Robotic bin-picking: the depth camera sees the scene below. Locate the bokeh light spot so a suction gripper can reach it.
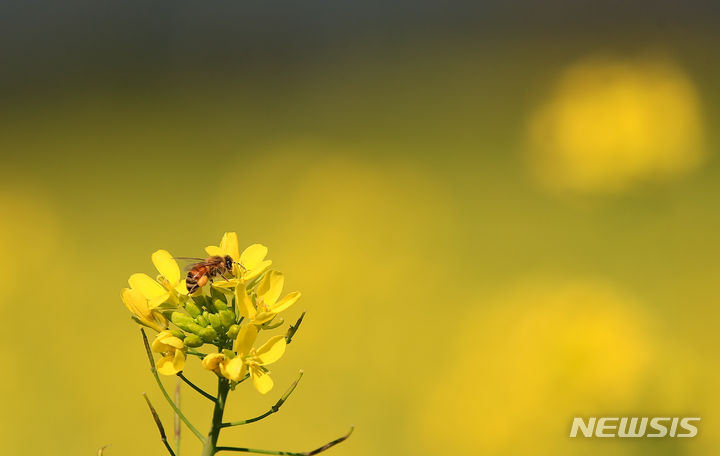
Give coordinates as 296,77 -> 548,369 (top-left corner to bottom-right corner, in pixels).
527,54 -> 705,194
417,281 -> 655,455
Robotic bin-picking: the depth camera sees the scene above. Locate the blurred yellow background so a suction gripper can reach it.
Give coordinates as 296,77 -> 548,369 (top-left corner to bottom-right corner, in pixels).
1,3 -> 720,455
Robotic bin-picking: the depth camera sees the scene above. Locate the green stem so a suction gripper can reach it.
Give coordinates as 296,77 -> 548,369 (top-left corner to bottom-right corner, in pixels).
221,371 -> 303,428
285,312 -> 306,345
202,377 -> 231,456
175,378 -> 182,455
142,392 -> 177,456
215,426 -> 353,455
178,372 -> 217,401
141,329 -> 205,442
187,349 -> 208,359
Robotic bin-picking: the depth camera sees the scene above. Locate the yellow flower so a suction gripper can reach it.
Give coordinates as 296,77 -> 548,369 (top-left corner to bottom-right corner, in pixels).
223,325 -> 286,393
202,353 -> 229,376
236,271 -> 301,325
121,287 -> 167,332
205,232 -> 240,262
207,233 -> 272,286
128,250 -> 187,308
151,330 -> 186,375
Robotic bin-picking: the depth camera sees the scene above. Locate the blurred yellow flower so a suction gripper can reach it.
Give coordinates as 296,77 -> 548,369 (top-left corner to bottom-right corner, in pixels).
151,330 -> 186,375
236,270 -> 301,325
418,281 -> 655,456
527,54 -> 704,193
121,287 -> 167,332
128,250 -> 186,308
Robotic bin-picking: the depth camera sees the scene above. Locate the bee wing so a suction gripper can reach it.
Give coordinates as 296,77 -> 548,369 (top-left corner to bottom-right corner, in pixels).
172,257 -> 208,271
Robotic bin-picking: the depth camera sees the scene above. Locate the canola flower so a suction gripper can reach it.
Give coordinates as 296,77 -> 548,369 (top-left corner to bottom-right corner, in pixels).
121,233 -> 352,456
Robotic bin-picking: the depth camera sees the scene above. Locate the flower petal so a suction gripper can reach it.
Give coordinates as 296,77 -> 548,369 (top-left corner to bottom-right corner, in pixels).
175,279 -> 189,295
213,279 -> 240,289
163,336 -> 185,350
205,246 -> 224,257
240,244 -> 268,270
157,351 -> 184,375
152,250 -> 181,285
149,310 -> 168,331
251,312 -> 276,325
235,284 -> 257,320
243,260 -> 272,281
255,335 -> 286,365
151,331 -> 173,352
172,349 -> 186,372
233,324 -> 258,355
250,365 -> 274,394
222,357 -> 247,381
220,232 -> 240,261
271,291 -> 301,314
257,271 -> 284,306
129,273 -> 168,308
121,287 -> 151,320
202,353 -> 225,372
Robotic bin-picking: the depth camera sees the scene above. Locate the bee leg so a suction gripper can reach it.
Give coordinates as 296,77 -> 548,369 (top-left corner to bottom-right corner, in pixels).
220,273 -> 230,281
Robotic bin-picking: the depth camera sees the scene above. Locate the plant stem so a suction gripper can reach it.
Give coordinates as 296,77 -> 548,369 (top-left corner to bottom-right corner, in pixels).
175,377 -> 182,455
141,329 -> 205,442
143,392 -> 177,456
221,371 -> 303,428
215,426 -> 354,455
178,372 -> 217,402
202,377 -> 231,456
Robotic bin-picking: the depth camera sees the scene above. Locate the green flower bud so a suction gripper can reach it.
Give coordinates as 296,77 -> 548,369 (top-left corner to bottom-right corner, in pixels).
222,349 -> 236,359
213,298 -> 228,311
171,311 -> 193,326
195,314 -> 209,327
199,327 -> 218,343
183,334 -> 204,348
226,324 -> 240,339
185,300 -> 202,318
169,330 -> 185,339
171,312 -> 205,335
207,313 -> 223,332
219,309 -> 236,328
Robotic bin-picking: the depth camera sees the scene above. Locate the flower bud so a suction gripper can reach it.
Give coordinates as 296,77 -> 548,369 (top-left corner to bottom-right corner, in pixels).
185,300 -> 202,318
219,310 -> 235,328
226,324 -> 240,339
183,334 -> 204,348
213,298 -> 228,311
171,312 -> 205,335
169,330 -> 185,339
199,327 -> 218,343
206,313 -> 223,332
222,349 -> 236,358
195,314 -> 209,327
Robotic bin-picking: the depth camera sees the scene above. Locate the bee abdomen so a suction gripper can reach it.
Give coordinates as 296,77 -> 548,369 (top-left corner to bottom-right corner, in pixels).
186,275 -> 199,293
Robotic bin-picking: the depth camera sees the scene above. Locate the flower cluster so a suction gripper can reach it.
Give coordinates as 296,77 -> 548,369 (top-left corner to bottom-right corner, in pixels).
121,232 -> 300,394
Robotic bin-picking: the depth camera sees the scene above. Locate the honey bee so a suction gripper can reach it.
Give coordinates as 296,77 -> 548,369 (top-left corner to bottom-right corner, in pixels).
180,255 -> 235,294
